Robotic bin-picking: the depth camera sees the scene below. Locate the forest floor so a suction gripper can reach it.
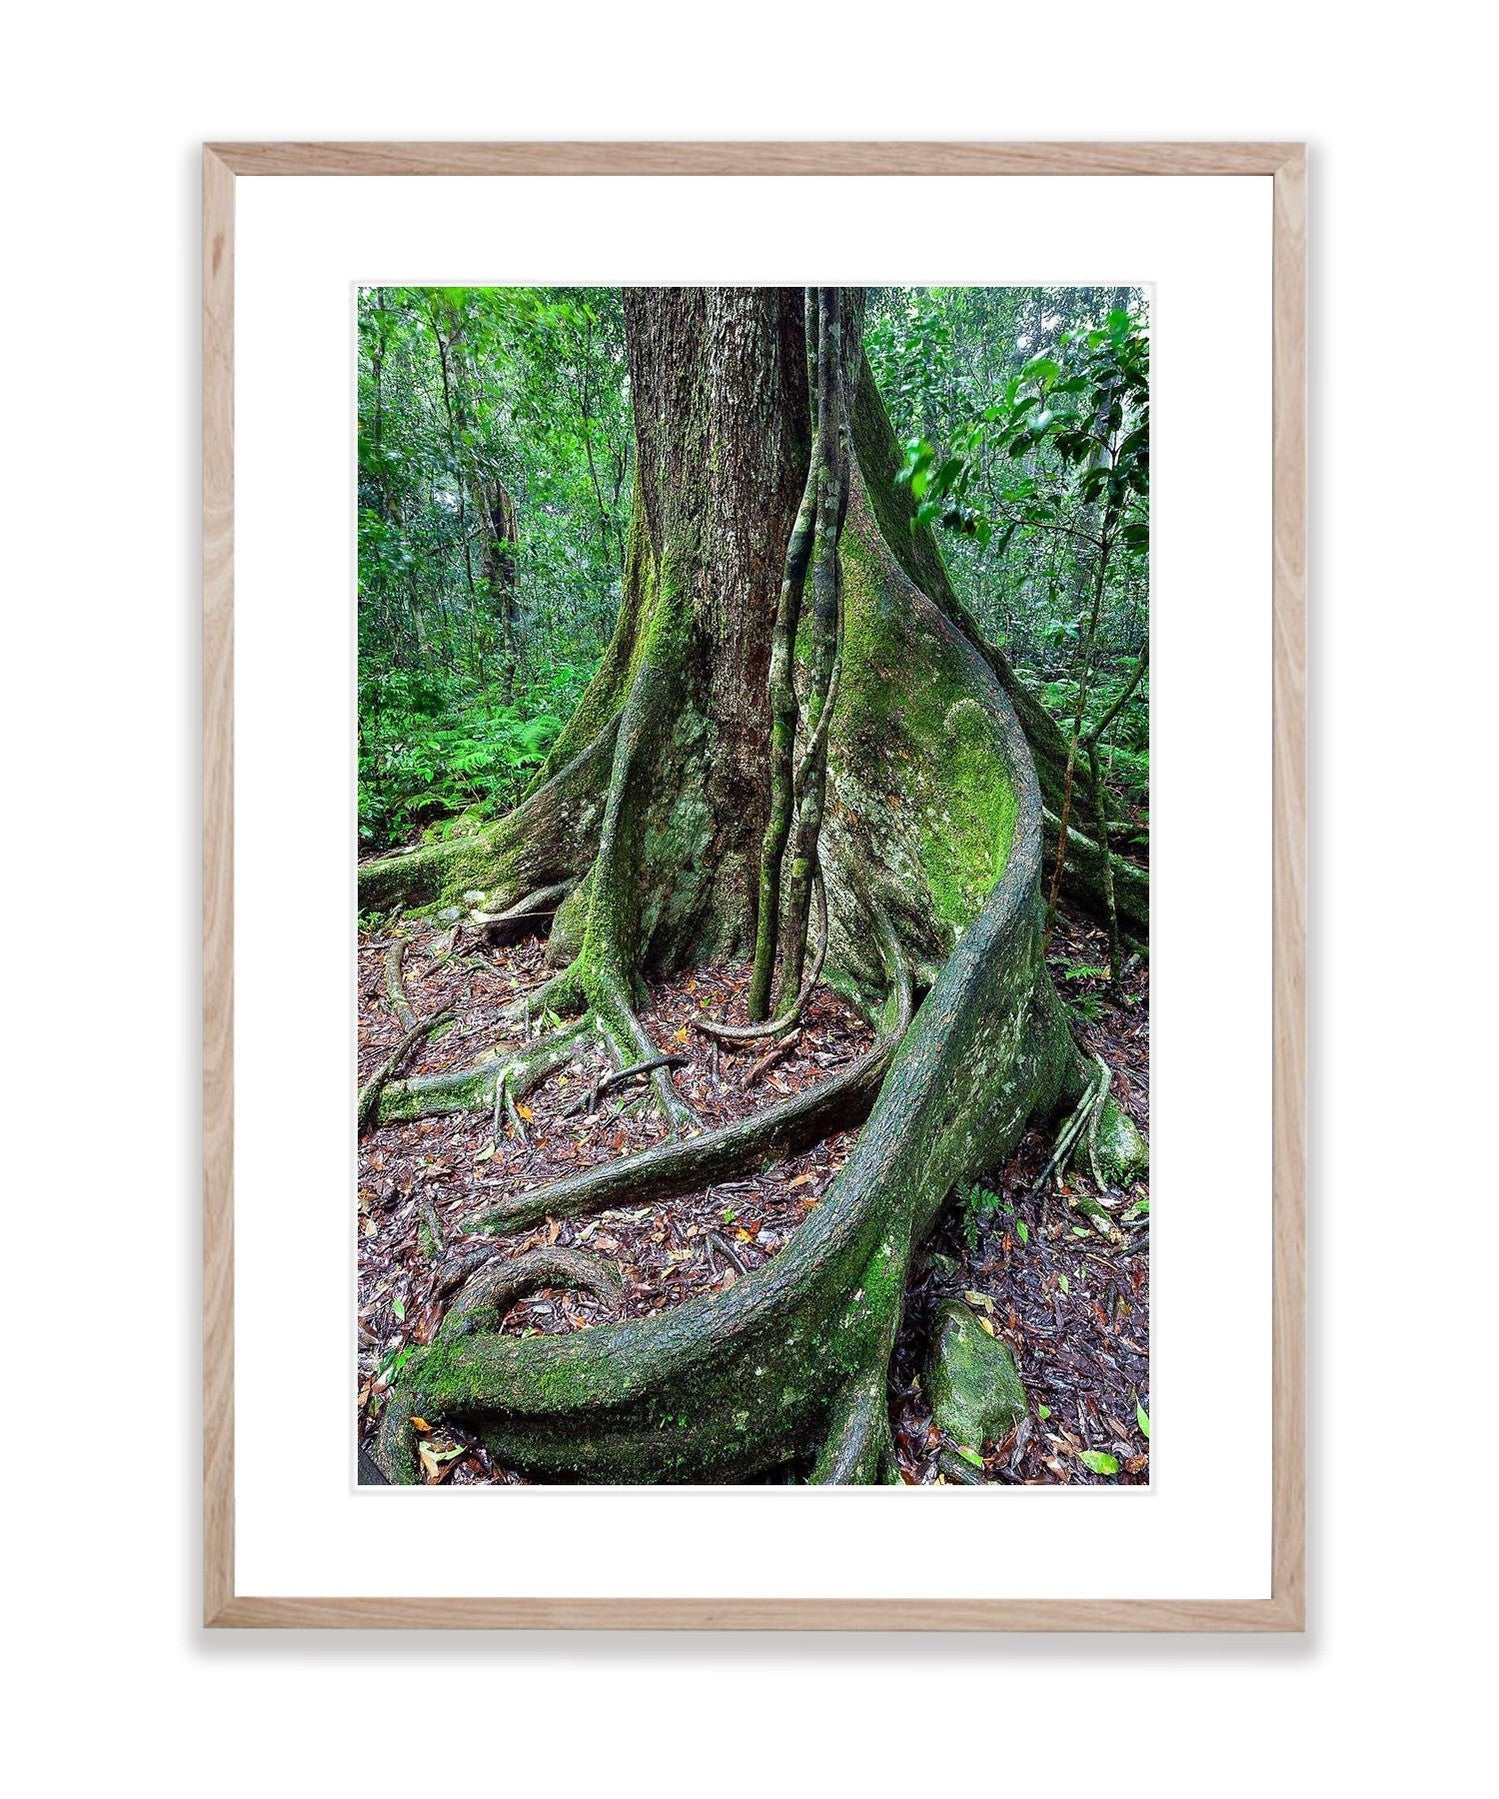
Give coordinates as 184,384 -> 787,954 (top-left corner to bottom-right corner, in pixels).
356,908 -> 1149,1485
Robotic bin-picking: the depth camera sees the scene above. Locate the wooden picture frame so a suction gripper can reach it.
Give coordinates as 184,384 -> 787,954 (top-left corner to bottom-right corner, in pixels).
203,140 -> 1306,1630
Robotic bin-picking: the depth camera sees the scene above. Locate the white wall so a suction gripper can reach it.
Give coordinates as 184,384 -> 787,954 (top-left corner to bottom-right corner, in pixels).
6,3 -> 1489,1792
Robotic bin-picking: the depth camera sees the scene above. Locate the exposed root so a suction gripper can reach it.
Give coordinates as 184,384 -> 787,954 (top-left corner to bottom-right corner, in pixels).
740,1032 -> 799,1089
556,1052 -> 690,1119
357,1008 -> 455,1133
378,1015 -> 598,1126
496,1069 -> 527,1147
810,1361 -> 899,1485
467,1044 -> 884,1236
416,1197 -> 446,1259
1084,1055 -> 1111,1189
1065,1187 -> 1123,1244
586,962 -> 700,1134
1042,807 -> 1149,943
696,864 -> 829,1047
777,289 -> 852,1006
383,937 -> 418,1031
1027,1055 -> 1111,1199
705,1228 -> 749,1277
438,1246 -> 626,1341
748,302 -> 820,1023
936,1447 -> 986,1485
500,965 -> 585,1032
469,910 -> 914,1237
471,879 -> 573,939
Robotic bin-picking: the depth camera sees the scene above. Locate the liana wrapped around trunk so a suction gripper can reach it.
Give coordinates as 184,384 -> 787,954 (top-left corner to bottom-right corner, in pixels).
359,287 -> 1135,1484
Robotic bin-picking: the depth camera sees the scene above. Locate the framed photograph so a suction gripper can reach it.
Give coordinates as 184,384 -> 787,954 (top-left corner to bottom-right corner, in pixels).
204,141 -> 1305,1628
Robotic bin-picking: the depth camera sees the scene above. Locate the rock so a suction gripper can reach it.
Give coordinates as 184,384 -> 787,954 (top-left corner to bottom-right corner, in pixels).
435,906 -> 463,923
1092,1097 -> 1149,1187
925,1299 -> 1026,1452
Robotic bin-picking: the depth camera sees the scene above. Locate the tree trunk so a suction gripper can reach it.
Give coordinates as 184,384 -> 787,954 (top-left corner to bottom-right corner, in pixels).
359,288 -> 1139,1484
480,473 -> 520,690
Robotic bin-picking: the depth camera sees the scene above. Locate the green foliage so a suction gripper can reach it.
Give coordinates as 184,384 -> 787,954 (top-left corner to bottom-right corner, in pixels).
868,288 -> 1150,846
358,284 -> 628,849
890,301 -> 1148,567
955,1179 -> 1004,1249
1078,1449 -> 1120,1476
358,659 -> 596,848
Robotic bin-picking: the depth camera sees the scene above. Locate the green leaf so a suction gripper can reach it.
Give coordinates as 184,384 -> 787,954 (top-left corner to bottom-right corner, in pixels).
1015,1219 -> 1030,1246
1037,1404 -> 1052,1420
1078,1450 -> 1120,1476
955,1445 -> 985,1469
391,1292 -> 406,1322
1058,1273 -> 1070,1294
1136,1402 -> 1150,1439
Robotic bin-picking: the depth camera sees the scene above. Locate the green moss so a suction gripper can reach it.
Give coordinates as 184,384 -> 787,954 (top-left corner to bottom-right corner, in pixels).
1093,1096 -> 1149,1187
924,1299 -> 1027,1451
836,517 -> 1018,938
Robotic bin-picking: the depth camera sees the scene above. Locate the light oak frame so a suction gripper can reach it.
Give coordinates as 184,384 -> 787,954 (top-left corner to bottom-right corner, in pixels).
203,140 -> 1306,1630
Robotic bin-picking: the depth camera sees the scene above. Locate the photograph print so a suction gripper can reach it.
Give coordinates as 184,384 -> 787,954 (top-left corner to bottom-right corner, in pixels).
355,285 -> 1150,1487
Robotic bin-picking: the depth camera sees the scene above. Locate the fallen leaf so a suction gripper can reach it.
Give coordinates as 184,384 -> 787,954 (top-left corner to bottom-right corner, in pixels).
410,1417 -> 432,1433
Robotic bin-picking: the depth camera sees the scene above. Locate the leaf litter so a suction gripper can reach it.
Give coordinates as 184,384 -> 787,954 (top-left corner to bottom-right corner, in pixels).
357,906 -> 1148,1486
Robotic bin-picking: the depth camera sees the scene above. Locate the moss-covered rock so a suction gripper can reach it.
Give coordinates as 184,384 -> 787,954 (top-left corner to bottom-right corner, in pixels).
1092,1095 -> 1149,1188
925,1299 -> 1027,1453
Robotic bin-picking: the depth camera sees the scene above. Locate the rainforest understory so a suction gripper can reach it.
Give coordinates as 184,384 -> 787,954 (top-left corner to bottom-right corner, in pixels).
357,284 -> 1150,1485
